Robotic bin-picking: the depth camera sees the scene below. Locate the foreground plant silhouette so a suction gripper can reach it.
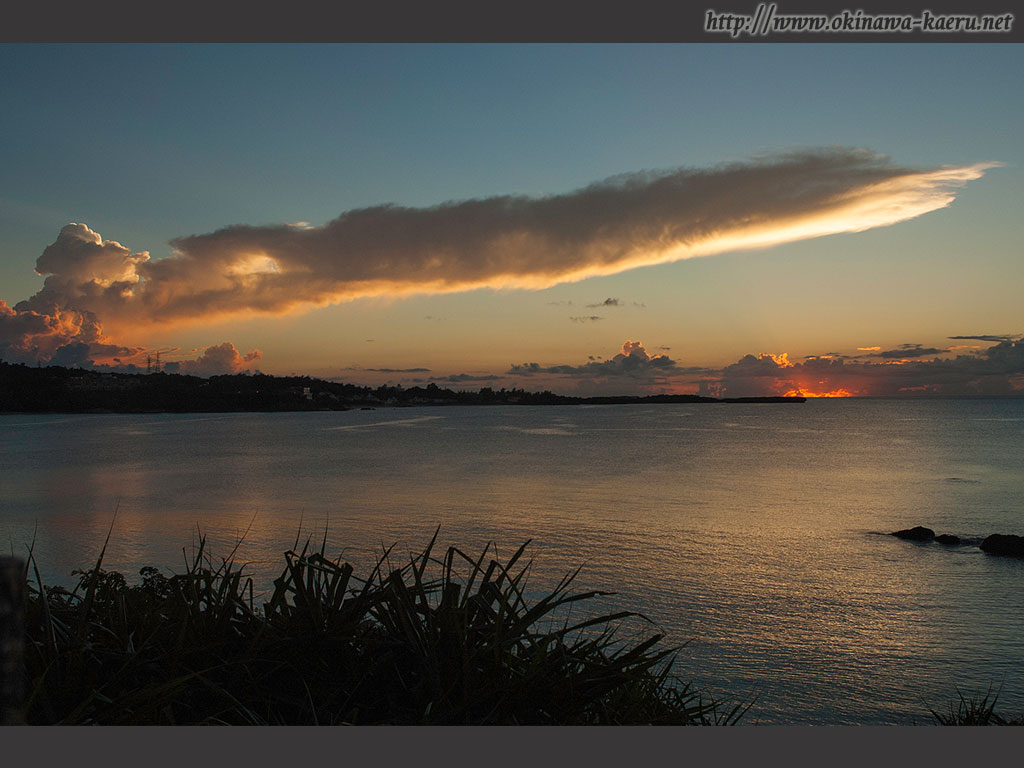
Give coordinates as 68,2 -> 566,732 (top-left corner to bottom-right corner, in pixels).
930,687 -> 1024,726
22,529 -> 747,725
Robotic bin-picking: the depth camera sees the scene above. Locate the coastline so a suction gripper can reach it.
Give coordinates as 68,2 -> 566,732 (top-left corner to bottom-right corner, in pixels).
0,360 -> 805,413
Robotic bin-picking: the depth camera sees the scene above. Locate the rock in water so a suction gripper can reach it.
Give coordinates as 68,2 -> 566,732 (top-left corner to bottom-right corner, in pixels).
891,526 -> 935,541
934,534 -> 961,546
980,534 -> 1024,558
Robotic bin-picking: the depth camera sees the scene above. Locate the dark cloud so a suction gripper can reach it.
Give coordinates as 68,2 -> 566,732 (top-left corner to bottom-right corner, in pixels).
948,334 -> 1021,343
719,341 -> 1024,397
722,352 -> 796,380
569,316 -> 603,323
583,297 -> 647,309
430,373 -> 503,383
875,344 -> 944,359
511,363 -> 542,374
48,341 -> 94,368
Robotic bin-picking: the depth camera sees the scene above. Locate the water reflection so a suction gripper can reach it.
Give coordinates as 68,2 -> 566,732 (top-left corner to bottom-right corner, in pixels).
1,400 -> 1022,723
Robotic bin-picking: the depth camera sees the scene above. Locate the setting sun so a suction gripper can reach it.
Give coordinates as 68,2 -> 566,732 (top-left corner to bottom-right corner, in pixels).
783,387 -> 855,398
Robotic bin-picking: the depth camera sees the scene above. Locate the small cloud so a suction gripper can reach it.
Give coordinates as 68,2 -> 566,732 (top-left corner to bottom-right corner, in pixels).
430,373 -> 503,383
948,334 -> 1022,343
510,362 -> 542,375
875,344 -> 943,359
857,346 -> 881,352
569,316 -> 603,323
584,297 -> 647,309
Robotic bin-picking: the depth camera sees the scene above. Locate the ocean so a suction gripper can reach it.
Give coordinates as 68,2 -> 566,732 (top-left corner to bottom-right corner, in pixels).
2,399 -> 1022,724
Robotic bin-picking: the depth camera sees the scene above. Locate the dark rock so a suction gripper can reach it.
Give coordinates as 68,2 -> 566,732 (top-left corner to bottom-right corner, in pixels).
934,534 -> 960,546
980,534 -> 1024,558
891,526 -> 935,541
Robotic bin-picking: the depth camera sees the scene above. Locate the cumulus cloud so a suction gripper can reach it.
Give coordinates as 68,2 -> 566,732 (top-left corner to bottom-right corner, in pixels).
22,223 -> 151,317
163,343 -> 262,377
0,298 -> 143,367
509,340 -> 684,380
0,226 -> 263,374
0,296 -> 260,377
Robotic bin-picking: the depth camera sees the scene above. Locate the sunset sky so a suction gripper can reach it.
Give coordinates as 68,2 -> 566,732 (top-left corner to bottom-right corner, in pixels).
1,43 -> 1022,396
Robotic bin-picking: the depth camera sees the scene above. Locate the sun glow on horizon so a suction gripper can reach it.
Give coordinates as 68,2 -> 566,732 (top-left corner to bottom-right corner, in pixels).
784,387 -> 855,398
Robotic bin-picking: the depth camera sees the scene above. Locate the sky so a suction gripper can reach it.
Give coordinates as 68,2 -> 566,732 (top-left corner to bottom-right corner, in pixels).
1,43 -> 1022,397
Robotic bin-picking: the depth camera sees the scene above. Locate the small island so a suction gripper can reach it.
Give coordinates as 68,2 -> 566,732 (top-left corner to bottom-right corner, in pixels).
0,361 -> 805,414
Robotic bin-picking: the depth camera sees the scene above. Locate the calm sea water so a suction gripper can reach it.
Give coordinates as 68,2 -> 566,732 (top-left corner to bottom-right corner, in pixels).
2,399 -> 1023,724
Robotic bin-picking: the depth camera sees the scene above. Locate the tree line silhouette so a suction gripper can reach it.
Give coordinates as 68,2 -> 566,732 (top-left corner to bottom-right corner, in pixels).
0,361 -> 802,413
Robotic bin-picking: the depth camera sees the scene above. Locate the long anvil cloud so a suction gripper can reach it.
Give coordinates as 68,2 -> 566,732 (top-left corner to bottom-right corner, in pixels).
20,149 -> 997,330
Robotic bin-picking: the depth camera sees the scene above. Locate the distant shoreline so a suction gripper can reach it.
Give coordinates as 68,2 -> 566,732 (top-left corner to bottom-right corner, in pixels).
0,360 -> 805,413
